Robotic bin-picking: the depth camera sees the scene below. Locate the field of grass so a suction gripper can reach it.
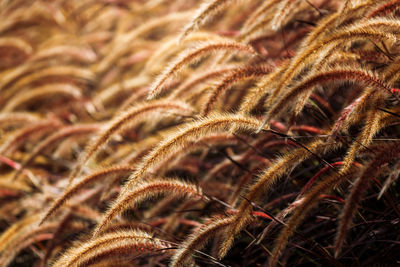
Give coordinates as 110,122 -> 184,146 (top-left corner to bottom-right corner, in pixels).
0,0 -> 399,266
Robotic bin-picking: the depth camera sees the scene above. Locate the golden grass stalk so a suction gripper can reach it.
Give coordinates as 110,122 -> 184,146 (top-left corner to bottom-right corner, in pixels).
0,36 -> 32,56
1,65 -> 94,99
40,165 -> 135,225
0,119 -> 62,156
270,0 -> 301,31
268,166 -> 360,267
179,0 -> 233,41
202,65 -> 271,116
147,41 -> 256,99
368,0 -> 400,18
52,230 -> 168,267
241,0 -> 280,31
2,83 -> 82,112
0,222 -> 57,267
119,113 -> 262,197
93,178 -> 203,236
266,21 -> 397,109
261,68 -> 391,129
31,45 -> 98,64
13,124 -> 100,180
219,139 -> 338,259
238,62 -> 288,115
171,216 -> 233,267
339,103 -> 385,173
70,100 -> 193,182
0,112 -> 39,128
168,66 -> 237,100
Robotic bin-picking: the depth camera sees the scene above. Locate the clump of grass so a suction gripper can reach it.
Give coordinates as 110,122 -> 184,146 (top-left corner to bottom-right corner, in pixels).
1,1 -> 400,266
